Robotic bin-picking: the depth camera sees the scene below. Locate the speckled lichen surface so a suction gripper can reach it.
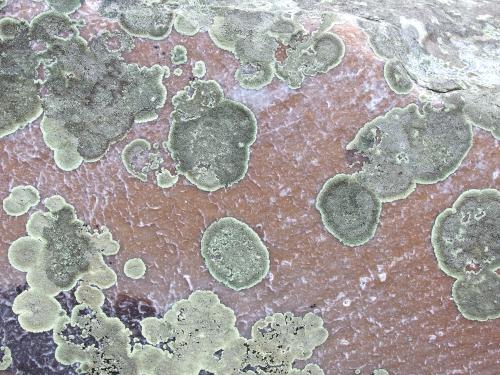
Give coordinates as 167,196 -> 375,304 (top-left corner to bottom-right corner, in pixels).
1,1 -> 499,374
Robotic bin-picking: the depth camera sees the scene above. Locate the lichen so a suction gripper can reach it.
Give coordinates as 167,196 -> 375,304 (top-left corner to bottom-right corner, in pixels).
0,345 -> 12,371
373,369 -> 390,375
8,195 -> 119,332
173,14 -> 200,36
156,169 -> 178,189
201,217 -> 269,291
45,0 -> 81,14
0,17 -> 43,139
3,185 -> 40,216
173,67 -> 183,76
383,59 -> 413,94
121,138 -> 153,182
167,79 -> 257,191
99,0 -> 175,40
316,174 -> 381,247
347,103 -> 472,202
461,89 -> 500,140
432,189 -> 500,321
192,60 -> 206,78
171,44 -> 188,65
38,17 -> 167,170
289,364 -> 325,375
124,258 -> 147,279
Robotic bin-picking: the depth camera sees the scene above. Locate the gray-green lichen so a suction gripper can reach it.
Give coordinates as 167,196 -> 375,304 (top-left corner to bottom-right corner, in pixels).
156,168 -> 178,189
173,67 -> 183,76
460,89 -> 500,140
432,189 -> 500,321
121,138 -> 154,182
373,369 -> 390,375
173,14 -> 200,36
0,0 -> 6,10
192,60 -> 206,78
99,0 -> 175,40
38,14 -> 167,170
347,102 -> 472,202
201,217 -> 269,290
124,258 -> 147,279
167,79 -> 257,191
3,185 -> 40,216
0,345 -> 12,371
45,0 -> 81,14
383,59 -> 412,94
316,174 -> 381,247
171,44 -> 188,65
8,195 -> 119,332
51,289 -> 327,374
0,17 -> 43,139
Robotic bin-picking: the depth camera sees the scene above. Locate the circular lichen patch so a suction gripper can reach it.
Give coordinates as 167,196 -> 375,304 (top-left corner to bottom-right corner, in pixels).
124,258 -> 147,279
12,289 -> 61,332
316,174 -> 382,246
201,217 -> 269,291
0,345 -> 12,371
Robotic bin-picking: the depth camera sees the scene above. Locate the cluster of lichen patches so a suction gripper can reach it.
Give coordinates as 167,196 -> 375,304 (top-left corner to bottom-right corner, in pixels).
383,59 -> 413,94
316,174 -> 381,247
124,258 -> 147,279
167,79 -> 257,191
37,14 -> 167,170
171,44 -> 188,65
0,17 -> 43,138
99,0 -> 175,40
275,23 -> 345,89
431,189 -> 500,321
45,0 -> 81,14
192,60 -> 206,78
201,217 -> 269,290
8,195 -> 119,332
3,185 -> 40,216
347,102 -> 472,202
0,345 -> 12,371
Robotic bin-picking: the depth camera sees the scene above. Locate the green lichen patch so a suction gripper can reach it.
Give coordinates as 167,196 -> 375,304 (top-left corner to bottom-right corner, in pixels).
124,258 -> 147,279
99,0 -> 175,40
156,168 -> 178,189
173,14 -> 200,36
373,369 -> 390,375
39,24 -> 167,170
384,59 -> 413,94
316,174 -> 381,247
121,138 -> 153,182
0,17 -> 43,139
432,189 -> 500,321
0,0 -> 6,10
452,270 -> 500,321
3,185 -> 40,216
192,60 -> 206,78
431,189 -> 500,279
0,345 -> 12,371
12,289 -> 62,333
171,44 -> 188,65
8,195 -> 119,332
275,30 -> 345,89
289,364 -> 325,375
347,103 -> 472,202
167,79 -> 257,191
461,89 -> 500,140
45,0 -> 81,14
201,217 -> 269,291
173,67 -> 183,76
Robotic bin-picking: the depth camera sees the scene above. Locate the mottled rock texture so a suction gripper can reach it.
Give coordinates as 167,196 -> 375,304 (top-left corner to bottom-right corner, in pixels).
1,0 -> 499,374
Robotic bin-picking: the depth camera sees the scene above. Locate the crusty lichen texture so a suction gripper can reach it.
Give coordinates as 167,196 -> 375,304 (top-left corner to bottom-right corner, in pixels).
201,217 -> 269,290
8,195 -> 119,332
0,345 -> 12,371
383,59 -> 413,94
45,0 -> 81,14
432,189 -> 500,321
316,174 -> 381,247
3,185 -> 40,216
167,79 -> 257,191
51,290 -> 327,374
171,44 -> 188,65
347,102 -> 472,203
124,258 -> 147,279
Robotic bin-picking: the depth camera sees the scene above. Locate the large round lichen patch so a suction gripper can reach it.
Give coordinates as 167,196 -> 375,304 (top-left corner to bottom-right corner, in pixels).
167,80 -> 257,191
316,174 -> 381,247
201,217 -> 269,290
3,185 -> 40,216
432,189 -> 500,321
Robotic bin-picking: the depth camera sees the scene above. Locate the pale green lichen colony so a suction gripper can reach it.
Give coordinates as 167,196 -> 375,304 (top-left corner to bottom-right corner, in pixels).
3,185 -> 40,216
201,217 -> 270,290
1,0 -> 500,372
431,189 -> 500,321
0,345 -> 12,371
